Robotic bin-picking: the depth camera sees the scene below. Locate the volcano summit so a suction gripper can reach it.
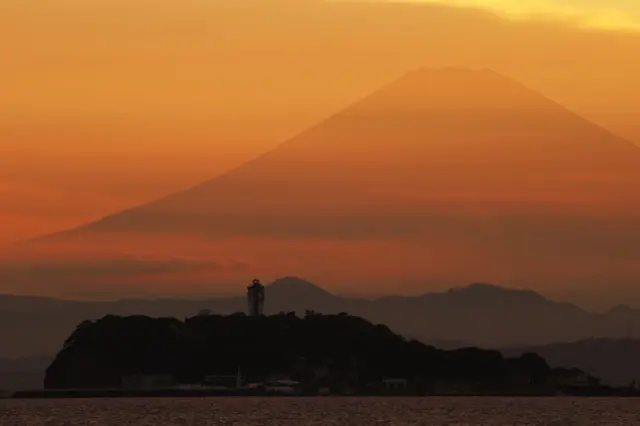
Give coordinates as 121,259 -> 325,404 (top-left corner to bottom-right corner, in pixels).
6,68 -> 640,299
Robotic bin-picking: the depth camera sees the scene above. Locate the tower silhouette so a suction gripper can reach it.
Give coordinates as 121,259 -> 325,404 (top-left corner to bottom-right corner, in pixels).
247,279 -> 265,316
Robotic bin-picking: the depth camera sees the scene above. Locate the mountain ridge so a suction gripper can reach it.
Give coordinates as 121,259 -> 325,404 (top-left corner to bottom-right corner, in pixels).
29,67 -> 640,243
505,338 -> 640,386
5,67 -> 640,302
6,279 -> 640,388
5,278 -> 640,360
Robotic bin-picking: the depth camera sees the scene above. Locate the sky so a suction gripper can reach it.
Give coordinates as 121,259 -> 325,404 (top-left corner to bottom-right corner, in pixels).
2,0 -> 640,306
411,0 -> 640,29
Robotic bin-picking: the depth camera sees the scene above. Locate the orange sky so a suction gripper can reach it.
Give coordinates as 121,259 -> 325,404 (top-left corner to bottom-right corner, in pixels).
3,1 -> 640,206
2,1 -> 640,304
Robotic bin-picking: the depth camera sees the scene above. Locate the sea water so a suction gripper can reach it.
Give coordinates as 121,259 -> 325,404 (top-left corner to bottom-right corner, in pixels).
1,397 -> 639,425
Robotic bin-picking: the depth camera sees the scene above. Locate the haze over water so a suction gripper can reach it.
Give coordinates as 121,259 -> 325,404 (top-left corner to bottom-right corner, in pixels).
2,397 -> 640,425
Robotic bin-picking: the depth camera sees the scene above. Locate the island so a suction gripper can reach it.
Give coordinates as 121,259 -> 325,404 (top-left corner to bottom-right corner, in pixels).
13,311 -> 628,398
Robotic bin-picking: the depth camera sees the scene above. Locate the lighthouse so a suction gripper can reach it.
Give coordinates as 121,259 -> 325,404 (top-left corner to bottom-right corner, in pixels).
247,279 -> 265,316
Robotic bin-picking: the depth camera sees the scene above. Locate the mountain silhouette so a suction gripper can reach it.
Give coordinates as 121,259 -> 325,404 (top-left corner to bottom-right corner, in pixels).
266,276 -> 340,309
268,276 -> 333,296
39,68 -> 640,240
6,67 -> 640,298
504,339 -> 640,387
7,279 -> 640,362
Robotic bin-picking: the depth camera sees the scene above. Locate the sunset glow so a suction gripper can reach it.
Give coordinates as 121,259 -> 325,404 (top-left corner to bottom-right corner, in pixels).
2,0 -> 640,306
402,0 -> 640,29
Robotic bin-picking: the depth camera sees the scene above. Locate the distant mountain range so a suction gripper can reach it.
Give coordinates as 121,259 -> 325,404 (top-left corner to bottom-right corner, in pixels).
5,277 -> 640,388
4,277 -> 640,357
506,339 -> 640,387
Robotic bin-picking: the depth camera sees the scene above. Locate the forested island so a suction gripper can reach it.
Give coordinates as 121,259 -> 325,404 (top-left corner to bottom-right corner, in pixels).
38,311 -> 616,397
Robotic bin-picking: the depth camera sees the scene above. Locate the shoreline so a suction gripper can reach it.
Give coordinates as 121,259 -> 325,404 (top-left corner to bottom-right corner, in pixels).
6,387 -> 640,399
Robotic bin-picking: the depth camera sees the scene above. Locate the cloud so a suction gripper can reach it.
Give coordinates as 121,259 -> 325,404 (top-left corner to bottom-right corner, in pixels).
394,0 -> 640,30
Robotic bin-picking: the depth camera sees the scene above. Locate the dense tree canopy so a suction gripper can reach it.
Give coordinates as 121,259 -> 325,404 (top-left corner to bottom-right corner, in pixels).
45,312 -> 583,392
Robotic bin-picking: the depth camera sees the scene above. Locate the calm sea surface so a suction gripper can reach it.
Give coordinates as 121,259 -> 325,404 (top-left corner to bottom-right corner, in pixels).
1,397 -> 640,425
